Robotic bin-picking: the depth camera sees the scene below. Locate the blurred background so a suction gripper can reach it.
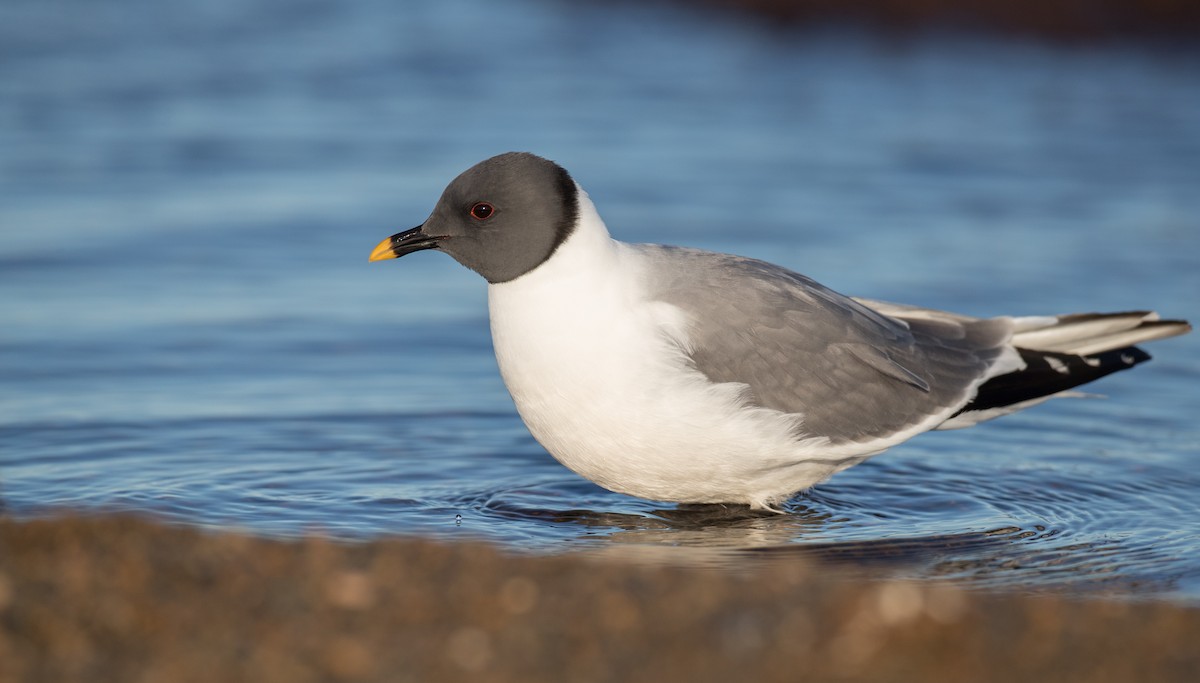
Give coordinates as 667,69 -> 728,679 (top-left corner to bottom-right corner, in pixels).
2,0 -> 1198,598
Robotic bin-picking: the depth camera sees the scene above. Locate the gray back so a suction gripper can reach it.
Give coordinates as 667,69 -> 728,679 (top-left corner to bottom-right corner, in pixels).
640,245 -> 1011,444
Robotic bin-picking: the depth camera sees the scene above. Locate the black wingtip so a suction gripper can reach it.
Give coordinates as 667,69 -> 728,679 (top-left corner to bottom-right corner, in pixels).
954,345 -> 1151,417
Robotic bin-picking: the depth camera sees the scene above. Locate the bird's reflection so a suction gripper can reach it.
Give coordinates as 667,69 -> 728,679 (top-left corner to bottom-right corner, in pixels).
479,493 -> 1097,581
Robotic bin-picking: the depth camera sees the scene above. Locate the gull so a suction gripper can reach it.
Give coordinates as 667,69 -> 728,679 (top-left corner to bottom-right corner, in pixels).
370,152 -> 1191,509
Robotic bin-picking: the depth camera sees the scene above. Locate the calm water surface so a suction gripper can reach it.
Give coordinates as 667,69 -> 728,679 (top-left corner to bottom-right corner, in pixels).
2,0 -> 1199,601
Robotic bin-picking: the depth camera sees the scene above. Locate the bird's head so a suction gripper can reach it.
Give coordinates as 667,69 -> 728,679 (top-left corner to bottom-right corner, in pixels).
369,152 -> 579,284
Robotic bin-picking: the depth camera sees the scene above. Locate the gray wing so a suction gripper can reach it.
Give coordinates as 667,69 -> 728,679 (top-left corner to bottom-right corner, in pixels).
639,245 -> 1014,445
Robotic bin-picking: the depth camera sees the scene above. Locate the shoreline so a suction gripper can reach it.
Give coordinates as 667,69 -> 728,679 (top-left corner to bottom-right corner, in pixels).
3,514 -> 1197,682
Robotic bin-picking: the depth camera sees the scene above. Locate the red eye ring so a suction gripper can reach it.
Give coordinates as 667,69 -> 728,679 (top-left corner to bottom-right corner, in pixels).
469,202 -> 494,220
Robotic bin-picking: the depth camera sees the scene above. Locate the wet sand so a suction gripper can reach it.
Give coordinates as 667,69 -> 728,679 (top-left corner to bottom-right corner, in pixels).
1,515 -> 1196,683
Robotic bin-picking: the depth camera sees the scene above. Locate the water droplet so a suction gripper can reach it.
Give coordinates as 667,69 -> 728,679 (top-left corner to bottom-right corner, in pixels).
455,514 -> 462,526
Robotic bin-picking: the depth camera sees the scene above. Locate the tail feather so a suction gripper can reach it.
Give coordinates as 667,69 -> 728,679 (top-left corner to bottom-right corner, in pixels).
940,311 -> 1190,429
1012,311 -> 1189,354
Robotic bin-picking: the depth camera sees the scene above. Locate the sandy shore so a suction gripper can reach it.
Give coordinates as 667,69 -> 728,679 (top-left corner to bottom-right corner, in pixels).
1,515 -> 1196,683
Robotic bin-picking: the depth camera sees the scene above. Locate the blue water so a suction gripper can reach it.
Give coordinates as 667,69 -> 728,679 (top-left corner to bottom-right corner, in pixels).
2,0 -> 1199,601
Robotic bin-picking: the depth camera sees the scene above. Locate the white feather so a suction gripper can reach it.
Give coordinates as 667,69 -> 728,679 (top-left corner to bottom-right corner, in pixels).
1012,312 -> 1157,352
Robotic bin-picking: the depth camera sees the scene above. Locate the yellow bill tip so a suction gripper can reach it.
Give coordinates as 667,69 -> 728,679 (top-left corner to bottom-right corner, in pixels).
369,236 -> 398,262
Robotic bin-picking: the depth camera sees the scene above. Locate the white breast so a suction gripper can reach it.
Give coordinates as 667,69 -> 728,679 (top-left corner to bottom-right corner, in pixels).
486,190 -> 868,507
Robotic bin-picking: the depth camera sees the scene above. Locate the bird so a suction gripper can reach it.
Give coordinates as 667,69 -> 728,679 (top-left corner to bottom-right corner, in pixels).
369,152 -> 1191,510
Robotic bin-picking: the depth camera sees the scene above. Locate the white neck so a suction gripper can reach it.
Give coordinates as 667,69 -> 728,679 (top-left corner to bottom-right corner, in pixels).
499,186 -> 620,290
486,185 -> 636,371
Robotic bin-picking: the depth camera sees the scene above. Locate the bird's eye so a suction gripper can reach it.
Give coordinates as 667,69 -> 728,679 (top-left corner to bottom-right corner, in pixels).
469,202 -> 494,220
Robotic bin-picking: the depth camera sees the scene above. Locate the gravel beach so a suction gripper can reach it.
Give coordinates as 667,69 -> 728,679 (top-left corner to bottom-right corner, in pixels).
2,515 -> 1196,683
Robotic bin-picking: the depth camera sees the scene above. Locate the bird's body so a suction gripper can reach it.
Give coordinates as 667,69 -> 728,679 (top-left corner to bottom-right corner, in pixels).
371,152 -> 1191,509
488,193 -> 852,506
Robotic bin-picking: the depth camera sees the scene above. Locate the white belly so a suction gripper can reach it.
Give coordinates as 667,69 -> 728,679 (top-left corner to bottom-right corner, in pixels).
486,230 -> 859,507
